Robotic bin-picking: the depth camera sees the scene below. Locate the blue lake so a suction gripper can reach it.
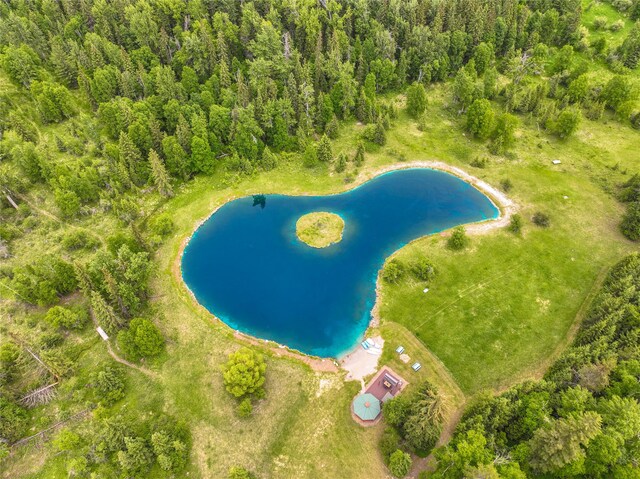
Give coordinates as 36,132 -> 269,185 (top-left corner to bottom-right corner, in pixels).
181,168 -> 499,358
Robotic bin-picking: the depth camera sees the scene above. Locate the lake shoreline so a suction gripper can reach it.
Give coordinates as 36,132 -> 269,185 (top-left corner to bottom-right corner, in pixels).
173,161 -> 516,373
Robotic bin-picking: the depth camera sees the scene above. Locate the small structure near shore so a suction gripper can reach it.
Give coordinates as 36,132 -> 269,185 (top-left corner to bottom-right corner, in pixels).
352,393 -> 381,421
351,366 -> 407,426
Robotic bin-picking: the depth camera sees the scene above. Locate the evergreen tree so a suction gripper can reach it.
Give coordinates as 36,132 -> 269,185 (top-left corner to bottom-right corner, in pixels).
148,149 -> 173,197
325,115 -> 339,139
529,412 -> 602,473
364,72 -> 377,100
175,114 -> 193,153
317,135 -> 333,163
354,142 -> 366,166
406,82 -> 428,118
373,118 -> 386,146
335,153 -> 347,173
91,291 -> 123,333
466,99 -> 496,140
190,136 -> 214,174
490,113 -> 518,154
118,132 -> 147,186
73,261 -> 94,299
161,136 -> 190,180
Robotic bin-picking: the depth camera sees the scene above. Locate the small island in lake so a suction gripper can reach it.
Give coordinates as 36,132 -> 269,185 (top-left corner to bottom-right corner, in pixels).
296,212 -> 345,248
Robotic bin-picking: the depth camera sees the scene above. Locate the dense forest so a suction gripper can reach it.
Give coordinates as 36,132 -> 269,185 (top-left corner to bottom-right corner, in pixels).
1,0 -> 639,477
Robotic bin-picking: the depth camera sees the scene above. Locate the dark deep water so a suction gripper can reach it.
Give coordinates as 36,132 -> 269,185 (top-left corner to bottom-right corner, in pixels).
181,168 -> 499,357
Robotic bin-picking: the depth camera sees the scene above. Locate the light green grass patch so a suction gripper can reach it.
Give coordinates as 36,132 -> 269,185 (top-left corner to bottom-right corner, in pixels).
296,211 -> 345,248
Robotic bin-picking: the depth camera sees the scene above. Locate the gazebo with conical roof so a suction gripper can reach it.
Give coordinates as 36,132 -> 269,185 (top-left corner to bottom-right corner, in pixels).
352,393 -> 381,421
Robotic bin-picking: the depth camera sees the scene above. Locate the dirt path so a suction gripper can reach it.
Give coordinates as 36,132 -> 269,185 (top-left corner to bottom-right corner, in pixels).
88,310 -> 159,379
104,341 -> 160,378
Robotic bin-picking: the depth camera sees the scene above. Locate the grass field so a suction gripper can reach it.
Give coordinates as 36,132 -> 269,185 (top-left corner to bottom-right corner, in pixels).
296,211 -> 345,248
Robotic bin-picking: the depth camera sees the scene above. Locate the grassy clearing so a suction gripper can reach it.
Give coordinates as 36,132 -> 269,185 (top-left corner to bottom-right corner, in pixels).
583,0 -> 635,47
295,211 -> 345,248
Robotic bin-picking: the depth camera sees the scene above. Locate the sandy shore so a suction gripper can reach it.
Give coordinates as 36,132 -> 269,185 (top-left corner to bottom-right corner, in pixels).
173,161 -> 515,373
340,335 -> 385,383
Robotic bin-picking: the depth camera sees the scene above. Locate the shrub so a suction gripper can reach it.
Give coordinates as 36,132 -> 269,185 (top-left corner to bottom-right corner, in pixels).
11,255 -> 77,306
45,305 -> 86,329
584,100 -> 605,120
621,201 -> 640,240
500,178 -> 513,192
117,318 -> 164,360
593,16 -> 608,30
151,430 -> 188,472
508,214 -> 523,234
379,427 -> 402,464
221,347 -> 266,398
382,259 -> 405,284
363,120 -> 387,145
62,230 -> 99,251
117,436 -> 153,475
470,157 -> 489,168
335,153 -> 347,173
610,19 -> 625,31
383,395 -> 412,428
228,466 -> 256,479
149,215 -> 174,237
532,212 -> 551,228
93,366 -> 126,406
237,397 -> 253,418
388,449 -> 412,478
53,429 -> 81,452
620,174 -> 640,203
553,108 -> 581,139
106,232 -> 143,255
0,397 -> 28,442
325,115 -> 339,139
410,257 -> 436,281
447,226 -> 469,250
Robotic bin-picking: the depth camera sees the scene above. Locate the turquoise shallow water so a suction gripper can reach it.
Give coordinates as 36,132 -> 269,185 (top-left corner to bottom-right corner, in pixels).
181,168 -> 499,358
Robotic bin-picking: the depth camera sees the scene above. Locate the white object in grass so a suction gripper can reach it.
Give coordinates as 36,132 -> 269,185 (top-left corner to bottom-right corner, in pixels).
396,346 -> 405,354
423,288 -> 429,293
552,160 -> 561,165
96,327 -> 109,341
412,362 -> 422,372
